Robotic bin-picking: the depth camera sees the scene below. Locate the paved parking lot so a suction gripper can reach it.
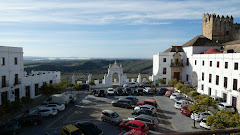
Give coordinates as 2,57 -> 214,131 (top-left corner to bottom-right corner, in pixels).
20,88 -> 207,135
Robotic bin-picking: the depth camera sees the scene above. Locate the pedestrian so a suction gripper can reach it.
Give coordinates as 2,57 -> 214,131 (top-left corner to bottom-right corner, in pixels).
154,87 -> 157,94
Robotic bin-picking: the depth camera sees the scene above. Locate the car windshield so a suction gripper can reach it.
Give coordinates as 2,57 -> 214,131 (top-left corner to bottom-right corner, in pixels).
112,113 -> 119,118
226,106 -> 234,108
183,107 -> 189,110
71,129 -> 83,135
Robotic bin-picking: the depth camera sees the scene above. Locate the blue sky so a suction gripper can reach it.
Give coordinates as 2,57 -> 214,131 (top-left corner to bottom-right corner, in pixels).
0,0 -> 240,58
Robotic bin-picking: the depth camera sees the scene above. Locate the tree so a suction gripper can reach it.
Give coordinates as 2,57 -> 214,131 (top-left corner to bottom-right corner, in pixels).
198,96 -> 217,111
21,96 -> 34,113
187,90 -> 200,99
88,81 -> 95,86
207,110 -> 240,130
157,78 -> 166,84
188,103 -> 206,128
168,78 -> 178,87
175,82 -> 184,91
74,83 -> 82,90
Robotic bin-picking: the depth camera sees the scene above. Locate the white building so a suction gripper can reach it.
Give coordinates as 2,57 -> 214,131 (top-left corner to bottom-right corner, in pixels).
0,46 -> 61,105
152,14 -> 240,111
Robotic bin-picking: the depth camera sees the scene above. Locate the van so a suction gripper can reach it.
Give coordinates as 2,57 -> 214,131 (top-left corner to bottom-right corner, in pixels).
51,93 -> 71,105
61,124 -> 83,135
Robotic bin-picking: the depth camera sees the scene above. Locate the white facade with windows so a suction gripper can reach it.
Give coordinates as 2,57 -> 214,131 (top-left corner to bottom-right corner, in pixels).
0,46 -> 61,105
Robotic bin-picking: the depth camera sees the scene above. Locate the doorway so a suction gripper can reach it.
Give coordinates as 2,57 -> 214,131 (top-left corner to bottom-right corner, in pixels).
15,88 -> 20,100
174,72 -> 180,81
223,93 -> 227,102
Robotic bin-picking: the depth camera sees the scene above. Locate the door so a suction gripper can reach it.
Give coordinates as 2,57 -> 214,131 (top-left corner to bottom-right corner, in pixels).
232,96 -> 237,108
15,88 -> 20,100
223,93 -> 227,102
208,88 -> 211,96
174,72 -> 180,81
1,91 -> 8,104
26,86 -> 30,98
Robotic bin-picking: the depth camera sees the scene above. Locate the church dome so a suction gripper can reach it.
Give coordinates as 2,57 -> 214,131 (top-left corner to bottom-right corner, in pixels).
204,48 -> 222,54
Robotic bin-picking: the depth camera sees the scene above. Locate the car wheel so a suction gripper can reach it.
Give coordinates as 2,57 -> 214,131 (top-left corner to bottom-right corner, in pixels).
101,117 -> 105,121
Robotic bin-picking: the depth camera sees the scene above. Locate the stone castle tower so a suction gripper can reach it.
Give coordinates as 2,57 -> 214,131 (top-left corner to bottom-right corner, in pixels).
202,13 -> 240,43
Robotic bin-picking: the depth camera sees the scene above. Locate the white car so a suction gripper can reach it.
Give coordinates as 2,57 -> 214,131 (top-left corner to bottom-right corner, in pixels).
191,112 -> 211,121
170,92 -> 181,100
134,105 -> 157,114
107,88 -> 115,95
30,107 -> 58,117
200,118 -> 211,130
174,100 -> 193,109
43,103 -> 65,111
143,87 -> 154,94
123,82 -> 138,88
217,102 -> 235,113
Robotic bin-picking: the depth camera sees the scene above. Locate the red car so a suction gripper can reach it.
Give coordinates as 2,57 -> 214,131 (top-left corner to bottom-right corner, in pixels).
165,90 -> 175,97
181,104 -> 192,117
119,120 -> 149,133
137,99 -> 157,108
118,129 -> 147,135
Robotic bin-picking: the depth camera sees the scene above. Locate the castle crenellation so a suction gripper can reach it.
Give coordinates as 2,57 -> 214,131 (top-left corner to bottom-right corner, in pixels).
202,13 -> 240,43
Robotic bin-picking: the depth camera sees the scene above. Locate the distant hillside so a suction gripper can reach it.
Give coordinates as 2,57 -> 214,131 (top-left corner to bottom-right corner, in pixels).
24,59 -> 153,75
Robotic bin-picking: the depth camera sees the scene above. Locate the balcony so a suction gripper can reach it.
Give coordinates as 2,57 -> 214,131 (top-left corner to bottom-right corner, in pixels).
170,59 -> 184,67
1,81 -> 9,88
14,79 -> 21,85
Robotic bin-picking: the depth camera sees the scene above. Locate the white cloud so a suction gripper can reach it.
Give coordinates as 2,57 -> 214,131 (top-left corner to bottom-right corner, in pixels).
0,0 -> 239,25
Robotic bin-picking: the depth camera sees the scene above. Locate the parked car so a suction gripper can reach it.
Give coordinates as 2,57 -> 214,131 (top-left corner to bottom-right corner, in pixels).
181,104 -> 192,117
107,88 -> 115,95
143,87 -> 153,94
118,129 -> 147,135
140,82 -> 151,87
132,109 -> 154,116
30,107 -> 58,117
123,82 -> 138,88
159,88 -> 169,95
94,89 -> 106,97
134,105 -> 157,114
101,110 -> 123,125
119,120 -> 149,132
17,114 -> 42,126
165,90 -> 175,97
42,103 -> 65,112
128,114 -> 158,129
0,122 -> 21,135
112,99 -> 132,108
170,92 -> 183,100
124,96 -> 139,105
116,88 -> 125,96
61,124 -> 83,135
173,97 -> 193,103
137,99 -> 157,108
174,100 -> 193,109
75,121 -> 103,135
125,88 -> 133,95
210,95 -> 224,102
135,88 -> 144,96
217,102 -> 235,113
199,118 -> 211,130
81,83 -> 89,90
191,112 -> 211,121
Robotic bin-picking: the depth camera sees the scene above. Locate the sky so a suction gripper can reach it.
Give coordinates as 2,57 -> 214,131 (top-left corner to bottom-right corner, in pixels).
0,0 -> 240,58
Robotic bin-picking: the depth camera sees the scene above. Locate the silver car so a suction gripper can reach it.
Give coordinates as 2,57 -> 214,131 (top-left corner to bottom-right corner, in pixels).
128,114 -> 158,129
101,110 -> 122,125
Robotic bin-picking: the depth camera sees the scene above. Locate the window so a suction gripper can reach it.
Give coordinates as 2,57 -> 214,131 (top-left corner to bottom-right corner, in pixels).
216,75 -> 219,85
163,68 -> 167,74
14,57 -> 17,65
35,84 -> 39,96
186,75 -> 188,81
1,57 -> 5,65
195,60 -> 197,65
14,74 -> 18,84
226,31 -> 229,35
202,60 -> 204,66
186,58 -> 189,66
224,77 -> 228,88
209,74 -> 212,83
225,62 -> 228,69
201,84 -> 204,90
233,79 -> 238,90
210,61 -> 212,67
234,63 -> 238,70
217,61 -> 219,68
163,58 -> 166,62
202,72 -> 204,81
1,76 -> 6,88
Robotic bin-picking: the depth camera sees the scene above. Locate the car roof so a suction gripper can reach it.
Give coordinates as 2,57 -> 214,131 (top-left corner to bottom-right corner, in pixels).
64,124 -> 79,131
140,105 -> 154,108
119,99 -> 131,102
129,120 -> 146,126
102,109 -> 115,114
136,114 -> 155,119
145,99 -> 156,102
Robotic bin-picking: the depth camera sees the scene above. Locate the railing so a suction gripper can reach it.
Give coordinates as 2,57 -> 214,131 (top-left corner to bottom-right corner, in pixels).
14,79 -> 21,85
170,59 -> 184,67
1,81 -> 9,88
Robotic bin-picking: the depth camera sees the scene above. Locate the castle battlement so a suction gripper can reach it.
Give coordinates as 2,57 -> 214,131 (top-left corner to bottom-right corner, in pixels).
203,13 -> 233,23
